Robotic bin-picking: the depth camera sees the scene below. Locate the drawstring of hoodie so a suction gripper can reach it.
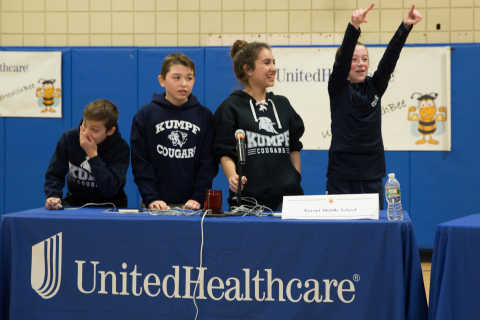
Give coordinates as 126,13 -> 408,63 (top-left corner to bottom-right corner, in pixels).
269,99 -> 282,129
249,99 -> 282,129
249,99 -> 258,122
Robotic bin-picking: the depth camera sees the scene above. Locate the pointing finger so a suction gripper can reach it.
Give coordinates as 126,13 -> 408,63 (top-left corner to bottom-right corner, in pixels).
364,3 -> 375,15
408,4 -> 415,16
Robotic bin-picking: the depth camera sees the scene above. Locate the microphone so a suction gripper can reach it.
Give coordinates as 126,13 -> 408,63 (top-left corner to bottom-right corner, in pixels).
235,129 -> 246,165
235,129 -> 246,207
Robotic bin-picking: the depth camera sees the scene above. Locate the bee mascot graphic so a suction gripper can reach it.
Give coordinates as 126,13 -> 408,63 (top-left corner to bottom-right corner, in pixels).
407,92 -> 447,145
36,79 -> 61,113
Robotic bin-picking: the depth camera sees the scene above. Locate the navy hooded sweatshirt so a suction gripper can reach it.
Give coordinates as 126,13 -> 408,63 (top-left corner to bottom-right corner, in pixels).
44,120 -> 130,207
130,92 -> 218,207
214,90 -> 305,209
327,22 -> 411,180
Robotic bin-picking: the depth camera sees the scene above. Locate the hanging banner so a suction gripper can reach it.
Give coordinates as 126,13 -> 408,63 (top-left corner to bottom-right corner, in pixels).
271,46 -> 451,151
0,51 -> 62,118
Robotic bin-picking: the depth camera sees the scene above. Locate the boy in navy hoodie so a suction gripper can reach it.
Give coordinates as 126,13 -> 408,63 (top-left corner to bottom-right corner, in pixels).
130,53 -> 218,210
45,99 -> 130,209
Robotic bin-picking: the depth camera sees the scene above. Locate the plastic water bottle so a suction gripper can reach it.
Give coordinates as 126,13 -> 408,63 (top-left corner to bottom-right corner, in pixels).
385,173 -> 403,221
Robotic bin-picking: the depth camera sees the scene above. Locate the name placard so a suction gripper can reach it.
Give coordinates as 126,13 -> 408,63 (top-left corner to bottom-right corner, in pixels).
282,194 -> 379,220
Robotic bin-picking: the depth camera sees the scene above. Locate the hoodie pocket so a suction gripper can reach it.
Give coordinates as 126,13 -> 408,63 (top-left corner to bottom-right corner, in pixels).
244,158 -> 303,200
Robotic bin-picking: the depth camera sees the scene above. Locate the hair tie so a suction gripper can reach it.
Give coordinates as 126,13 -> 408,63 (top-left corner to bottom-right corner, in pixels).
239,41 -> 248,49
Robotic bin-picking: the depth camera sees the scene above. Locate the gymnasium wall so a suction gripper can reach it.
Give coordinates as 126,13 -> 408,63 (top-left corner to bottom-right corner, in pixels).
2,0 -> 480,46
0,44 -> 479,250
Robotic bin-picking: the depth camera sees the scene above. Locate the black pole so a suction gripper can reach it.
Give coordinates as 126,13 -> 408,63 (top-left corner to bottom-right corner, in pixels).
237,165 -> 242,207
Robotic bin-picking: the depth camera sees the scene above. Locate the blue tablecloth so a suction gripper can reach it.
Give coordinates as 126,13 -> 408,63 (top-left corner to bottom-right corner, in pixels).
428,213 -> 480,320
0,208 -> 427,320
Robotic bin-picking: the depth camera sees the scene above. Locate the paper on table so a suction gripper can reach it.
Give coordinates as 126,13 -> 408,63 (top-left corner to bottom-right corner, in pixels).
282,194 -> 379,220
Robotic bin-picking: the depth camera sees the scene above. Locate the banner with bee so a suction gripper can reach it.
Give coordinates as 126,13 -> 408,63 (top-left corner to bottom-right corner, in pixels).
0,51 -> 62,118
272,46 -> 451,151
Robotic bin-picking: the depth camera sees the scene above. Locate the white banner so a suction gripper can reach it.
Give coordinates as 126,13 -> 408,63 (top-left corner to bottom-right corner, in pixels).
271,47 -> 451,151
0,51 -> 62,118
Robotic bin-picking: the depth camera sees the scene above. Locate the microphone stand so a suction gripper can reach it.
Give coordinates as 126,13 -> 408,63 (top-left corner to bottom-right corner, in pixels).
237,162 -> 243,207
235,129 -> 246,208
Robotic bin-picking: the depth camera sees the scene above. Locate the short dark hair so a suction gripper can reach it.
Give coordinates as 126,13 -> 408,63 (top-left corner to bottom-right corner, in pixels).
230,40 -> 271,86
83,99 -> 119,132
161,53 -> 196,79
335,41 -> 368,60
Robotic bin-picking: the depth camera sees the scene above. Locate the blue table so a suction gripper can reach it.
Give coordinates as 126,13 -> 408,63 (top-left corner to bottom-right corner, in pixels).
0,208 -> 427,320
428,213 -> 480,320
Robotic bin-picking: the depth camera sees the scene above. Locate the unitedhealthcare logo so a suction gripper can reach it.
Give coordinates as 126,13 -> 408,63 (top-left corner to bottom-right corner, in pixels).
28,232 -> 359,303
31,232 -> 62,299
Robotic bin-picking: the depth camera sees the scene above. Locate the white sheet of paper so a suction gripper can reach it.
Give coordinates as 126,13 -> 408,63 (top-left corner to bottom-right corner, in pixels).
282,194 -> 379,220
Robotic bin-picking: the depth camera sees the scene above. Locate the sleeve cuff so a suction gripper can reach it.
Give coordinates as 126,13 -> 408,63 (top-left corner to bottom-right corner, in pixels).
347,23 -> 361,34
87,155 -> 103,166
399,21 -> 412,33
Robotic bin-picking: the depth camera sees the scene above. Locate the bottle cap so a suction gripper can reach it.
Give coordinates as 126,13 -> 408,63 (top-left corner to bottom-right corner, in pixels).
388,173 -> 395,178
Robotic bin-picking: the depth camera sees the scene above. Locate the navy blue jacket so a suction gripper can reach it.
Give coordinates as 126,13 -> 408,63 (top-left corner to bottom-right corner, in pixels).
44,121 -> 130,206
214,90 -> 304,209
327,22 -> 411,180
130,93 -> 218,207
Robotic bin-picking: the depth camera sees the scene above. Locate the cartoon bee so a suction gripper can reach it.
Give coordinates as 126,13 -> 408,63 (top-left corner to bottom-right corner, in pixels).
407,92 -> 447,145
36,79 -> 61,113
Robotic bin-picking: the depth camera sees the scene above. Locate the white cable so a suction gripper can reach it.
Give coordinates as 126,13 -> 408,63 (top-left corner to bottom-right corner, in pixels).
192,210 -> 207,320
147,207 -> 202,216
53,202 -> 117,212
55,202 -> 201,216
226,197 -> 273,217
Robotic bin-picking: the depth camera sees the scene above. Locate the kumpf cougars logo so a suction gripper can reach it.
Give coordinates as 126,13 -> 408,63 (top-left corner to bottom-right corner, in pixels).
168,130 -> 188,147
258,117 -> 278,134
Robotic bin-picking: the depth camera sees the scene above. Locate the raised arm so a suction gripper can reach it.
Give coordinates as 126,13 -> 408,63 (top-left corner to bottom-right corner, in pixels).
403,5 -> 422,29
372,5 -> 422,97
328,4 -> 374,97
350,4 -> 374,30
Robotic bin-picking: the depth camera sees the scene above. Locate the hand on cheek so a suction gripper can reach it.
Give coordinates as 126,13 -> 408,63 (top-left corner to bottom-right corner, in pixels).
80,126 -> 98,158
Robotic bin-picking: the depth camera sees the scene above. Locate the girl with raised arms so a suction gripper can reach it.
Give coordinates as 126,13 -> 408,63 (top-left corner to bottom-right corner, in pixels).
213,41 -> 305,210
326,4 -> 422,209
